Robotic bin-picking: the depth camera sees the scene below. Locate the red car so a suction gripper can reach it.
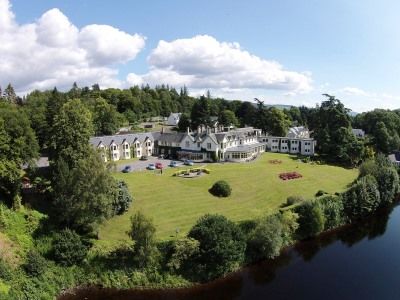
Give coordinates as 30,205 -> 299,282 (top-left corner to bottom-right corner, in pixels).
155,162 -> 163,169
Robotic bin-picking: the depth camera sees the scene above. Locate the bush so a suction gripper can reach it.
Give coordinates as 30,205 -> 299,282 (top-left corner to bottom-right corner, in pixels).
51,229 -> 91,266
209,180 -> 231,197
188,214 -> 245,281
294,201 -> 325,239
343,175 -> 381,221
315,190 -> 327,197
285,195 -> 304,206
318,195 -> 345,230
23,250 -> 47,277
0,259 -> 12,281
112,180 -> 133,215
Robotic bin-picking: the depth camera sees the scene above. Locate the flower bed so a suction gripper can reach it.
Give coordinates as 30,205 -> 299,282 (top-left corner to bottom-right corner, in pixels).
279,172 -> 302,180
269,159 -> 282,164
173,168 -> 211,177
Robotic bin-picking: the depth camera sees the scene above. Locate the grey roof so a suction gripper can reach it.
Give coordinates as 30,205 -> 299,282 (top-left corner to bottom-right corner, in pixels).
89,133 -> 155,147
169,113 -> 182,119
225,142 -> 266,153
156,132 -> 186,143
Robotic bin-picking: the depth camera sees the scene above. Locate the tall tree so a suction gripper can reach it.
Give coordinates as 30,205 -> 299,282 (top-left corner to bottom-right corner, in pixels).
92,97 -> 122,135
52,150 -> 116,233
49,99 -> 93,167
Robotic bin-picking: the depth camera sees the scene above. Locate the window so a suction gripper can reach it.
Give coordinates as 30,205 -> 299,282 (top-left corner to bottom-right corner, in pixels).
197,142 -> 201,147
112,145 -> 117,151
207,143 -> 211,149
185,141 -> 190,147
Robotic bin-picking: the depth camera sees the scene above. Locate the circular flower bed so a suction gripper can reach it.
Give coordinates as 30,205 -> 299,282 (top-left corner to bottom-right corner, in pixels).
279,172 -> 302,180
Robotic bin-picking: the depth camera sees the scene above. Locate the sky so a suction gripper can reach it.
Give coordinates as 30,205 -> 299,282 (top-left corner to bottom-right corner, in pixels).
1,0 -> 400,112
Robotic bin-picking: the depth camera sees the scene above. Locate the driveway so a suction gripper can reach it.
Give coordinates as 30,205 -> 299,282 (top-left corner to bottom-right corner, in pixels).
117,156 -> 184,172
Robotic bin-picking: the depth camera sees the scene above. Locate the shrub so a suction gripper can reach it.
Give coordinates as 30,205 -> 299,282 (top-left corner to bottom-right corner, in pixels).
51,229 -> 91,266
294,201 -> 325,239
319,195 -> 345,230
188,214 -> 245,281
23,250 -> 47,277
166,237 -> 199,273
209,180 -> 231,197
285,195 -> 304,206
246,214 -> 284,262
0,258 -> 12,281
112,180 -> 133,215
315,190 -> 327,197
343,175 -> 381,221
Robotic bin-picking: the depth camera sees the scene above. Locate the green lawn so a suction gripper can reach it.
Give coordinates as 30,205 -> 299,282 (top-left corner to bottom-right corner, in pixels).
98,153 -> 358,243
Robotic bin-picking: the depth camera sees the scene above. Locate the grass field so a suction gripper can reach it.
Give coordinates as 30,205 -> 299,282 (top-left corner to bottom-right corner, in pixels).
98,153 -> 358,243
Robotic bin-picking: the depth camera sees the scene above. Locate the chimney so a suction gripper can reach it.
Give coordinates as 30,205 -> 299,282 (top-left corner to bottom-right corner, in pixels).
197,126 -> 201,133
187,127 -> 190,134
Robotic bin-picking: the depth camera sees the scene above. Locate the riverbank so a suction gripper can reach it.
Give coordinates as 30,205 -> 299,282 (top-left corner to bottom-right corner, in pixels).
59,204 -> 399,300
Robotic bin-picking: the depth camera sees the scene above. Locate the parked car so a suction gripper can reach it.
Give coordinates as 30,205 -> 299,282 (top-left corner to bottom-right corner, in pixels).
155,162 -> 163,169
140,155 -> 149,161
147,163 -> 156,170
169,161 -> 178,167
158,154 -> 165,159
122,165 -> 132,173
184,159 -> 194,166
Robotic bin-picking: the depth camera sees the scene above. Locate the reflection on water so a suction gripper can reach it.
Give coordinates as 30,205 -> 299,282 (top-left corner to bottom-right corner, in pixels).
60,205 -> 400,300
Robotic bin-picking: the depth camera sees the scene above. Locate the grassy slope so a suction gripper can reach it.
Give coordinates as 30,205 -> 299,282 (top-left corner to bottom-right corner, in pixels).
98,153 -> 357,243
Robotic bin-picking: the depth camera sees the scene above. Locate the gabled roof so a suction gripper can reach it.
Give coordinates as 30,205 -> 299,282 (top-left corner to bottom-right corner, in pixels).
156,132 -> 186,143
89,133 -> 155,148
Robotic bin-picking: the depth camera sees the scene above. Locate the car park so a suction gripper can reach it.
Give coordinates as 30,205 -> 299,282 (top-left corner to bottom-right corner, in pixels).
184,159 -> 194,166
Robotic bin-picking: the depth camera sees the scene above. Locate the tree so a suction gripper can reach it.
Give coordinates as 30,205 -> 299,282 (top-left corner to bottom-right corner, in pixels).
2,84 -> 17,104
265,107 -> 291,136
52,150 -> 116,233
246,214 -> 284,261
0,102 -> 39,164
92,97 -> 122,135
128,211 -> 159,268
236,101 -> 256,127
52,229 -> 91,266
218,110 -> 239,127
343,175 -> 381,221
374,121 -> 391,153
112,180 -> 133,215
191,96 -> 211,128
295,201 -> 325,239
188,214 -> 245,281
177,113 -> 191,132
166,237 -> 199,273
49,99 -> 93,167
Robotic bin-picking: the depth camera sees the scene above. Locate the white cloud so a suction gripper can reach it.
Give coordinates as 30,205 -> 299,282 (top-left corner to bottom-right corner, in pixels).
0,0 -> 145,92
127,35 -> 313,94
341,87 -> 371,97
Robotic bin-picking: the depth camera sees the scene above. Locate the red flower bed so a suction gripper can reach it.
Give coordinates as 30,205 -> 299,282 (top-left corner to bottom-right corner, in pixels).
279,172 -> 302,180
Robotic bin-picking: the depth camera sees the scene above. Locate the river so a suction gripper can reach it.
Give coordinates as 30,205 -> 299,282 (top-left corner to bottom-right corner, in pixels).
59,205 -> 400,300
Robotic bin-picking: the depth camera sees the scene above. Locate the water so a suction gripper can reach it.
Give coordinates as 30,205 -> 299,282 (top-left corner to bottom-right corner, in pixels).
60,205 -> 400,300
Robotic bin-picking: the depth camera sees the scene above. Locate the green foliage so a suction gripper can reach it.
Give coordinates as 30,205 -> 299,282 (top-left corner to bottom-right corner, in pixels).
343,175 -> 381,221
23,250 -> 47,277
0,258 -> 12,281
177,113 -> 191,132
49,98 -> 93,167
128,211 -> 159,268
315,190 -> 327,197
187,214 -> 245,281
318,195 -> 345,230
218,109 -> 239,127
209,180 -> 232,197
112,181 -> 133,215
294,201 -> 325,239
246,214 -> 284,261
166,237 -> 199,273
52,150 -> 116,233
285,195 -> 304,206
52,229 -> 90,266
92,97 -> 123,135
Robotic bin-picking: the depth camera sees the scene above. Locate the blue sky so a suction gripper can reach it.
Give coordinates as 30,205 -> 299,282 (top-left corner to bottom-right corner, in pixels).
3,0 -> 400,111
